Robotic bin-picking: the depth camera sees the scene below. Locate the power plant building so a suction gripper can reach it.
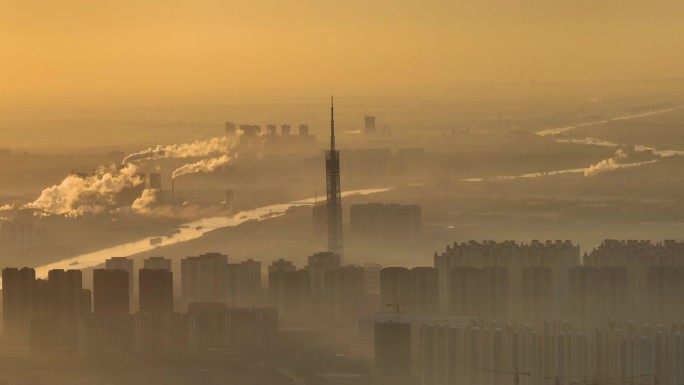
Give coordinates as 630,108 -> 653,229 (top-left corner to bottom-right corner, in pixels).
364,116 -> 377,135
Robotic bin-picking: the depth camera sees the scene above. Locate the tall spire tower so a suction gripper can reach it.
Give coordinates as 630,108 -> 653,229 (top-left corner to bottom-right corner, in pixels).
326,96 -> 344,258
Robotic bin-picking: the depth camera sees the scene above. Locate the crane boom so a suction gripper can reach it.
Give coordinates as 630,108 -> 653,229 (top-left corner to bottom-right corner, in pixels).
476,367 -> 531,385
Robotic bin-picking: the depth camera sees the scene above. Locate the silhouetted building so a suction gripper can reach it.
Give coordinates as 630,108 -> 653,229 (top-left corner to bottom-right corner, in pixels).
364,263 -> 383,295
408,267 -> 438,315
268,260 -> 310,321
449,266 -> 508,320
237,259 -> 264,307
267,260 -> 296,313
281,124 -> 291,136
521,266 -> 553,323
434,240 -> 579,318
308,252 -> 341,316
93,269 -> 129,316
647,266 -> 684,323
225,121 -> 237,135
143,256 -> 171,270
569,266 -> 629,329
225,307 -> 278,354
374,321 -> 412,380
105,257 -> 134,299
2,267 -> 35,339
380,267 -> 411,310
307,252 -> 341,293
185,302 -> 229,353
583,239 -> 684,321
364,116 -> 377,135
350,203 -> 422,243
380,266 -> 438,315
229,259 -> 262,307
181,252 -> 228,305
26,269 -> 84,355
32,278 -> 50,319
239,124 -> 261,136
186,304 -> 277,355
79,314 -> 134,355
133,312 -> 185,355
46,269 -> 83,319
420,322 -> 542,385
299,124 -> 309,136
139,269 -> 173,314
149,173 -> 162,190
323,265 -> 365,321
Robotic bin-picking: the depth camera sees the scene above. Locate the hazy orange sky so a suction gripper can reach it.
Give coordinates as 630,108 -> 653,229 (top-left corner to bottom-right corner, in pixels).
1,0 -> 682,104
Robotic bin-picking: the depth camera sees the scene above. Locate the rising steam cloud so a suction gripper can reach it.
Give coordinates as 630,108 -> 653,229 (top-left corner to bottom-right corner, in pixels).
22,131 -> 248,218
22,164 -> 143,217
583,149 -> 629,177
131,188 -> 158,213
172,154 -> 235,179
121,135 -> 240,166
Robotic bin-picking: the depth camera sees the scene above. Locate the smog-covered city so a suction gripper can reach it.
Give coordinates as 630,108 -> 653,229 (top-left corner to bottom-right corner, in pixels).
1,2 -> 684,385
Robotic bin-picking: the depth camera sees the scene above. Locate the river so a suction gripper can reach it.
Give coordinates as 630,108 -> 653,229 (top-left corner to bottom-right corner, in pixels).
33,187 -> 390,278
534,107 -> 682,137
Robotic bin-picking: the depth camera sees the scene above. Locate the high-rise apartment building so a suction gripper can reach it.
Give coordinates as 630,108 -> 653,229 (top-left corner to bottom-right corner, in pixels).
139,269 -> 173,314
93,269 -> 130,316
181,252 -> 228,305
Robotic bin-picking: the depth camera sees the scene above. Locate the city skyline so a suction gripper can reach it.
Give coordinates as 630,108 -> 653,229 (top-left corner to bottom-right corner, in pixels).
1,1 -> 683,384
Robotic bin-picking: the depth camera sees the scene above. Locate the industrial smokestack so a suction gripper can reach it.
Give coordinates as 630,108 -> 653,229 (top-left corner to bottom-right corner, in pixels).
171,178 -> 175,206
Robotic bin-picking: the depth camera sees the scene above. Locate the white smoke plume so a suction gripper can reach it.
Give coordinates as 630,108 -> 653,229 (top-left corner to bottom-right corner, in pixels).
131,189 -> 158,213
583,149 -> 629,177
22,164 -> 143,217
121,135 -> 240,166
0,204 -> 13,211
0,203 -> 13,219
171,154 -> 235,180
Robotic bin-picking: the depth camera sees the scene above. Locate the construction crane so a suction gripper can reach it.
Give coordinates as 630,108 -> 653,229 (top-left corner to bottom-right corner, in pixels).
385,303 -> 417,322
476,367 -> 532,385
386,303 -> 407,321
545,374 -> 593,385
630,374 -> 658,385
563,373 -> 657,385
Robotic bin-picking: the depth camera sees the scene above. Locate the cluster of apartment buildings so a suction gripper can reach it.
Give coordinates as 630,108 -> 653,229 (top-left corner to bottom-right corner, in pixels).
3,238 -> 684,384
370,239 -> 684,385
314,202 -> 422,244
2,254 -> 275,357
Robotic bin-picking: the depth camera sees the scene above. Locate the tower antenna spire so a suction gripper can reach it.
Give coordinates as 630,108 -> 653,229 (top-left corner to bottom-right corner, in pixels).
324,94 -> 343,259
330,96 -> 335,150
